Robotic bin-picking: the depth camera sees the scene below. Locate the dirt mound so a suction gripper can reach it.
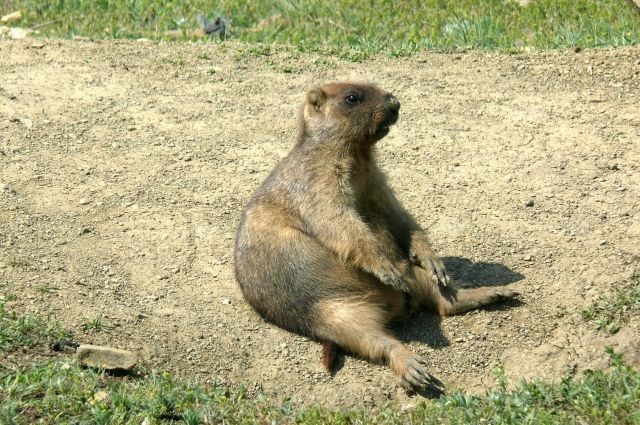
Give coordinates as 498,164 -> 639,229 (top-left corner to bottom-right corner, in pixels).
1,39 -> 638,408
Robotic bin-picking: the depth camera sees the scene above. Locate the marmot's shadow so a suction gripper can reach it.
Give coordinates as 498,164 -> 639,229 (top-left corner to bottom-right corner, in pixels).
441,256 -> 524,288
399,256 -> 524,346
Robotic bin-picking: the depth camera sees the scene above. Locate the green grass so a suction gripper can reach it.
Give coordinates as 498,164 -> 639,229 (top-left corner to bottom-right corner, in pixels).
80,315 -> 113,333
1,301 -> 640,424
2,347 -> 639,424
0,302 -> 72,352
3,1 -> 640,58
7,259 -> 31,270
582,274 -> 640,334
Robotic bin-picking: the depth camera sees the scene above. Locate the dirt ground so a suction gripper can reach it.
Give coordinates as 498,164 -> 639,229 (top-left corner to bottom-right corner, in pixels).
1,39 -> 639,408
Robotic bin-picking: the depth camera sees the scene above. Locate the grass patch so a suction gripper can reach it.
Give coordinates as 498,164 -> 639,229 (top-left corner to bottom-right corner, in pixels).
7,258 -> 31,270
1,348 -> 639,424
1,301 -> 639,424
36,284 -> 59,294
3,1 -> 640,57
80,315 -> 113,334
0,302 -> 72,353
582,274 -> 640,334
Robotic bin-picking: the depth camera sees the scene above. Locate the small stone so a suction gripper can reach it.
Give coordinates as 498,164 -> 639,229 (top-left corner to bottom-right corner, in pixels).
9,27 -> 30,40
79,198 -> 90,205
231,361 -> 246,378
525,199 -> 534,207
51,339 -> 79,353
1,11 -> 21,23
599,240 -> 607,246
76,344 -> 137,370
18,118 -> 33,128
90,391 -> 110,405
524,255 -> 533,261
222,298 -> 231,305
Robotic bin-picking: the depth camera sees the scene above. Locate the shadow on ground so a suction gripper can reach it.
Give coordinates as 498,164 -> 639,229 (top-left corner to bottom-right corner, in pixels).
401,256 -> 524,339
442,256 -> 525,288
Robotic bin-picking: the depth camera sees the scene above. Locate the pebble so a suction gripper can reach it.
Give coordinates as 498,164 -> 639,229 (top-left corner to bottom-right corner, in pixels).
79,198 -> 91,205
525,199 -> 534,207
18,117 -> 33,128
1,10 -> 21,23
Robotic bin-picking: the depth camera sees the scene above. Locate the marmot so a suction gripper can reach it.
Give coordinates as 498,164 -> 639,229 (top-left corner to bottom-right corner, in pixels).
234,82 -> 517,392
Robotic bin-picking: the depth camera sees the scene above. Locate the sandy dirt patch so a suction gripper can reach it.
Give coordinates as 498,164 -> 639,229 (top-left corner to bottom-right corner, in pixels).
1,39 -> 638,408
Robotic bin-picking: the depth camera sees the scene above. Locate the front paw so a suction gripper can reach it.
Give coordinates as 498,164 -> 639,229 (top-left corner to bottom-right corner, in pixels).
410,252 -> 449,286
374,263 -> 408,292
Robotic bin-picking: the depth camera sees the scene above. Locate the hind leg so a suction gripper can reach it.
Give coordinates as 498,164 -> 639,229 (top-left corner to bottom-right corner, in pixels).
407,264 -> 517,316
314,298 -> 444,392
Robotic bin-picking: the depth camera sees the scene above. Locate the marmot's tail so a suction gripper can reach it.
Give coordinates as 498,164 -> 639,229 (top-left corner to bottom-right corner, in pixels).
321,341 -> 341,375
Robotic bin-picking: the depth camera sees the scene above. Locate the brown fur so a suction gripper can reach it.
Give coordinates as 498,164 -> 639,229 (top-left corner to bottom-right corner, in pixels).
234,82 -> 517,392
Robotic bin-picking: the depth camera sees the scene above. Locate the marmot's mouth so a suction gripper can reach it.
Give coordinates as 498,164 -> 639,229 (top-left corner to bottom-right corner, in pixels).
369,111 -> 398,142
380,111 -> 399,129
378,119 -> 396,132
372,126 -> 391,141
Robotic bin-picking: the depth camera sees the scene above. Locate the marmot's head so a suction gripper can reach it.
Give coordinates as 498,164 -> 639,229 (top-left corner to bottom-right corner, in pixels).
300,82 -> 400,145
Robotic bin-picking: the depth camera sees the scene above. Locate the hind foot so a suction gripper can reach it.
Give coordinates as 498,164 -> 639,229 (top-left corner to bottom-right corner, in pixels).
393,352 -> 445,395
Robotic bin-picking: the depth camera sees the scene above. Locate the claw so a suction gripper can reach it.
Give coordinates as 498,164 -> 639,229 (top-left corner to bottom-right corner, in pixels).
376,264 -> 408,292
496,289 -> 519,299
399,377 -> 414,392
402,356 -> 446,395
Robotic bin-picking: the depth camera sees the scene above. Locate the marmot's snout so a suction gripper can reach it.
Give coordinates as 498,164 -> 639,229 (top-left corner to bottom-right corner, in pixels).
386,94 -> 401,112
381,94 -> 400,129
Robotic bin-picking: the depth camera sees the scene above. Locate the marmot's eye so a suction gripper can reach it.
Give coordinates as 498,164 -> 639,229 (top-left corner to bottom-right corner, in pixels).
346,94 -> 359,104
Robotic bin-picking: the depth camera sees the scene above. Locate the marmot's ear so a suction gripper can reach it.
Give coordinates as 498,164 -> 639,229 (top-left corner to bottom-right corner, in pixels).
307,87 -> 326,110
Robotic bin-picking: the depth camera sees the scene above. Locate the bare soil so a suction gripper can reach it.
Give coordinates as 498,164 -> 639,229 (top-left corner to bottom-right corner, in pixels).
1,39 -> 639,408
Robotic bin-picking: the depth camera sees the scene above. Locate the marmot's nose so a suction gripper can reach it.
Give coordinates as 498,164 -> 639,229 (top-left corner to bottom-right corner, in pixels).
385,94 -> 401,112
